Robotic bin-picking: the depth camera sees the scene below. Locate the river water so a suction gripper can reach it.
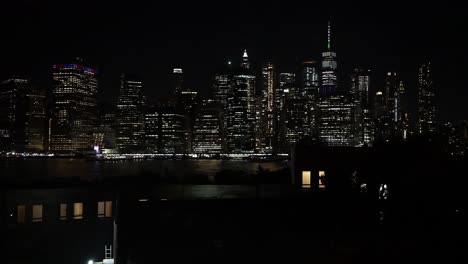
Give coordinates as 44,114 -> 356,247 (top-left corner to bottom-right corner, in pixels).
1,158 -> 290,183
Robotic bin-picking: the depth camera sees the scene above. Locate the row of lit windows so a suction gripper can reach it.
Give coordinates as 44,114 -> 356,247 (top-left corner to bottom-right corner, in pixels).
15,201 -> 112,223
302,170 -> 326,189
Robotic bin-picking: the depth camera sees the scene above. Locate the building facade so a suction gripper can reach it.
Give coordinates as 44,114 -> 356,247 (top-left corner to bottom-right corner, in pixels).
0,78 -> 45,152
417,63 -> 436,135
50,62 -> 98,152
115,74 -> 144,153
351,68 -> 373,146
192,99 -> 223,154
226,50 -> 256,153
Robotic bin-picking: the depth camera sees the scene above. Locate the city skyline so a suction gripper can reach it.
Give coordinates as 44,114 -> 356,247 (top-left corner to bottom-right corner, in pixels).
1,23 -> 462,155
1,2 -> 467,122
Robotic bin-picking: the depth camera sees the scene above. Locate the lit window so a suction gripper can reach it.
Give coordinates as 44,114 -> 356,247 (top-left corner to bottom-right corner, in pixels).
59,203 -> 67,220
98,201 -> 112,218
73,203 -> 83,220
17,205 -> 26,223
319,171 -> 326,189
302,171 -> 311,189
32,205 -> 43,222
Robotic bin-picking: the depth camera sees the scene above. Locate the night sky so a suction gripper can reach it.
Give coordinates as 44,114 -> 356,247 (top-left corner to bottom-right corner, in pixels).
1,1 -> 467,122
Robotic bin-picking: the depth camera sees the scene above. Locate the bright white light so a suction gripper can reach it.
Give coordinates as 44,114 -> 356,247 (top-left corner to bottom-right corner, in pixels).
228,61 -> 232,65
88,260 -> 94,264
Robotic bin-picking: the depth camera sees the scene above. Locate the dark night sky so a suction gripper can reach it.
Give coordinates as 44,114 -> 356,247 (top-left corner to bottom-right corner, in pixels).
1,1 -> 467,122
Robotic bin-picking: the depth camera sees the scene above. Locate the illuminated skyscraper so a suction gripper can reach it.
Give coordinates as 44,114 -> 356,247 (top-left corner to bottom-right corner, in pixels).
417,63 -> 436,135
321,21 -> 338,95
276,73 -> 296,152
193,99 -> 223,154
212,62 -> 233,152
144,107 -> 160,153
396,81 -> 411,139
373,72 -> 407,142
173,68 -> 198,153
160,111 -> 187,154
318,95 -> 354,146
116,74 -> 144,153
50,61 -> 98,152
318,22 -> 353,147
258,62 -> 275,153
0,78 -> 45,152
282,73 -> 307,147
300,61 -> 320,138
351,68 -> 373,146
226,50 -> 256,153
173,68 -> 183,95
241,49 -> 250,70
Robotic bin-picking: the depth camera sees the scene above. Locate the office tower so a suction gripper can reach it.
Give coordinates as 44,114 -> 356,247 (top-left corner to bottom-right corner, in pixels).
317,22 -> 354,147
144,103 -> 187,154
417,63 -> 436,134
173,68 -> 198,153
275,73 -> 295,152
321,21 -> 338,95
282,73 -> 307,147
241,49 -> 250,70
116,74 -> 144,153
192,99 -> 223,154
94,102 -> 116,152
212,62 -> 233,152
212,62 -> 233,109
397,81 -> 411,139
351,68 -> 373,146
318,95 -> 354,146
0,78 -> 45,152
50,61 -> 98,152
160,111 -> 187,154
300,61 -> 320,138
173,68 -> 183,95
384,72 -> 399,120
372,72 -> 403,142
226,50 -> 256,153
144,108 -> 160,153
257,62 -> 275,153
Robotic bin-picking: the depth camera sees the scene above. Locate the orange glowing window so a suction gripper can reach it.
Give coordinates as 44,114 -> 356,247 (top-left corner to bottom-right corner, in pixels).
302,171 -> 311,189
32,205 -> 43,223
73,203 -> 83,220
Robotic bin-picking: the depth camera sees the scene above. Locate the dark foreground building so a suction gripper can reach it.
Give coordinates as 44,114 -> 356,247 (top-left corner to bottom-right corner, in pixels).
4,139 -> 468,264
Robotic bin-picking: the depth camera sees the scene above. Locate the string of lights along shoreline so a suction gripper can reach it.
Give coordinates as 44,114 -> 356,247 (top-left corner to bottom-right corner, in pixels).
0,21 -> 465,156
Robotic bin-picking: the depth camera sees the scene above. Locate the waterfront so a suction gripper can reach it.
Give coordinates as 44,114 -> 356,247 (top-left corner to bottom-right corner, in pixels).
0,158 -> 289,183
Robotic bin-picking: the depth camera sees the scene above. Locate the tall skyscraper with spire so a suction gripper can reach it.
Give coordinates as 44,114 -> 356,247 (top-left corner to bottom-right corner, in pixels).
241,49 -> 250,70
318,21 -> 354,146
320,21 -> 338,95
226,50 -> 256,153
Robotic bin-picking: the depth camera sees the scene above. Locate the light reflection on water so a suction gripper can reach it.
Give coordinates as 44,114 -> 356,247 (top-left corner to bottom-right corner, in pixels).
1,158 -> 289,181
